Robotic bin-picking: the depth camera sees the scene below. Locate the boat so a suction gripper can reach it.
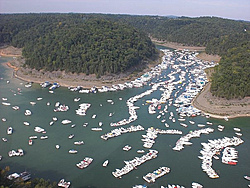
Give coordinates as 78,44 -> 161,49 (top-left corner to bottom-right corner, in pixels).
69,149 -> 78,154
7,127 -> 13,135
76,157 -> 93,169
244,176 -> 250,181
234,128 -> 241,132
98,122 -> 103,126
40,135 -> 48,139
30,101 -> 36,105
2,102 -> 11,106
61,120 -> 72,124
58,179 -> 71,188
34,126 -> 45,133
12,106 -> 20,110
102,160 -> 109,167
74,97 -> 81,102
53,117 -> 58,121
74,141 -> 84,145
91,127 -> 102,131
92,114 -> 97,119
137,150 -> 145,153
2,118 -> 6,122
29,136 -> 37,139
23,121 -> 30,126
2,137 -> 8,142
49,121 -> 54,126
56,145 -> 60,149
37,97 -> 43,101
68,134 -> 74,139
29,139 -> 33,145
25,109 -> 32,116
49,82 -> 60,90
123,145 -> 132,151
71,124 -> 76,128
40,81 -> 51,88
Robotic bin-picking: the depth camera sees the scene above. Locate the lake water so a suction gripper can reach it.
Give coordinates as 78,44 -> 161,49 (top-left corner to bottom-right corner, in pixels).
0,51 -> 250,188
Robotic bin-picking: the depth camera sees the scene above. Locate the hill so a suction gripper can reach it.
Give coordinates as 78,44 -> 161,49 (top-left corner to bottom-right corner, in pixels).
0,14 -> 157,77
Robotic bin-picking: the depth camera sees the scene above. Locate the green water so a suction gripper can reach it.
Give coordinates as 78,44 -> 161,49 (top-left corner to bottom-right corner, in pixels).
0,56 -> 250,188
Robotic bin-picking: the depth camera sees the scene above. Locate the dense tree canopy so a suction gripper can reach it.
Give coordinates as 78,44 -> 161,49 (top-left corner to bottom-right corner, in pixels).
1,13 -> 250,98
0,14 -> 157,76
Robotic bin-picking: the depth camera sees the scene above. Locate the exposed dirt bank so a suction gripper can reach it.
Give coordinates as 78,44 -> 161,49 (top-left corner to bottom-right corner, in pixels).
192,83 -> 250,119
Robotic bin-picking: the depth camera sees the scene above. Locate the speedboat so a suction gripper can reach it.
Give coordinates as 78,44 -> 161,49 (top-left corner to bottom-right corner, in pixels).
23,122 -> 30,126
56,145 -> 60,149
68,134 -> 74,139
102,160 -> 109,167
25,109 -> 32,116
61,120 -> 72,125
7,127 -> 13,135
74,141 -> 84,145
69,149 -> 78,154
29,139 -> 33,145
244,175 -> 250,181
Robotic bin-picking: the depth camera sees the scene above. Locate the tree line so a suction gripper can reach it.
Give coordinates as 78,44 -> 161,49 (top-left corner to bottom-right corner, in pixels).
1,13 -> 250,98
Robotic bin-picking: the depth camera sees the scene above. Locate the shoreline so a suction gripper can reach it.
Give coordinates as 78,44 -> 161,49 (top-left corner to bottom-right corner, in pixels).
192,83 -> 250,119
1,46 -> 250,119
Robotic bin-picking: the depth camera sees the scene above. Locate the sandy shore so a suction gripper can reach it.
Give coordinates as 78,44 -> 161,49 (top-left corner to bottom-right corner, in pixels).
192,83 -> 250,119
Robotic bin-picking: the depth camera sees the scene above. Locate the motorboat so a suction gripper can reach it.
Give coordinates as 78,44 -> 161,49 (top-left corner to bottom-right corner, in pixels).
62,120 -> 72,125
68,134 -> 74,139
7,127 -> 13,135
25,109 -> 32,116
29,139 -> 33,145
102,160 -> 109,167
69,149 -> 78,154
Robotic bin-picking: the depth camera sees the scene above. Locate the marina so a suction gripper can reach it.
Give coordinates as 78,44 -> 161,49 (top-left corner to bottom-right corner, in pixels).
0,49 -> 250,188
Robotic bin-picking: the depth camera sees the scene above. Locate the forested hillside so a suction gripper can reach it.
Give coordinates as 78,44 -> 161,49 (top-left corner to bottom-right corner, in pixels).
1,13 -> 250,98
0,14 -> 157,76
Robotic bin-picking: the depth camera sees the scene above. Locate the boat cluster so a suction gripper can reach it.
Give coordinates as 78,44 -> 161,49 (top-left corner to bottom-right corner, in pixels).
143,166 -> 170,183
100,125 -> 144,140
199,136 -> 244,178
54,103 -> 69,112
173,128 -> 214,151
142,127 -> 182,149
161,184 -> 185,188
58,179 -> 71,188
8,149 -> 24,157
112,150 -> 158,178
221,147 -> 238,165
76,157 -> 93,169
75,103 -> 91,116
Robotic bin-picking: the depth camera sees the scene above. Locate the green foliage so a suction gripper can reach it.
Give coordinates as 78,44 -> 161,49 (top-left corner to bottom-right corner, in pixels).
0,14 -> 157,75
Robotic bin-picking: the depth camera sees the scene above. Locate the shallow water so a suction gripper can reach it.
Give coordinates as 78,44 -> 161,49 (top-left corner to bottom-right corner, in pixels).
0,54 -> 250,188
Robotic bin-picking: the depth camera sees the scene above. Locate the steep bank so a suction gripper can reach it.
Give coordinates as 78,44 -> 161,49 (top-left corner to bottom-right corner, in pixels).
192,82 -> 250,119
3,46 -> 162,88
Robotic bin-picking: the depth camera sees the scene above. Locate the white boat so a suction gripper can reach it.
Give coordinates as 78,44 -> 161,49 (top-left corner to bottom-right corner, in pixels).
69,149 -> 78,154
34,126 -> 45,133
71,124 -> 76,128
2,102 -> 11,106
74,97 -> 81,102
62,120 -> 72,124
123,145 -> 132,151
102,160 -> 109,167
68,134 -> 74,139
2,137 -> 8,142
29,139 -> 33,145
234,128 -> 241,132
7,127 -> 13,135
137,150 -> 145,153
12,106 -> 20,110
2,118 -> 6,122
92,114 -> 97,119
99,122 -> 103,126
29,136 -> 37,139
91,127 -> 102,131
53,117 -> 58,121
40,135 -> 48,139
25,109 -> 32,116
30,101 -> 36,105
37,97 -> 43,101
49,121 -> 54,126
58,179 -> 71,188
74,141 -> 84,145
23,122 -> 30,126
56,145 -> 60,149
